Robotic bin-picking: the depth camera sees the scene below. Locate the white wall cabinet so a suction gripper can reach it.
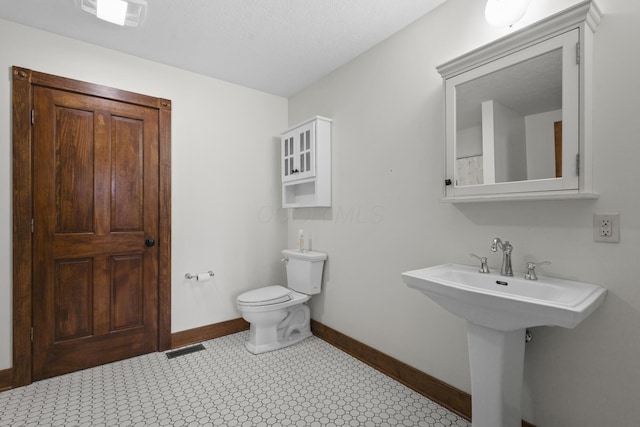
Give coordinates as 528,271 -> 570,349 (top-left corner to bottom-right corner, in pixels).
438,0 -> 601,202
281,116 -> 331,208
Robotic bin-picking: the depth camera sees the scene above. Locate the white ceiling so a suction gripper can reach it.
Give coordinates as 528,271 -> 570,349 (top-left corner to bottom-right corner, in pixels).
0,0 -> 447,97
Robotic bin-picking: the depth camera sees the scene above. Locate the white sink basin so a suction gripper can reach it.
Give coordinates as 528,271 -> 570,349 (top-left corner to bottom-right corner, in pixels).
402,263 -> 607,331
402,263 -> 607,427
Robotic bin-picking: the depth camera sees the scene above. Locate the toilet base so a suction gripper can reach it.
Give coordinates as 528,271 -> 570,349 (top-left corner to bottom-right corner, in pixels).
245,329 -> 312,354
244,303 -> 312,354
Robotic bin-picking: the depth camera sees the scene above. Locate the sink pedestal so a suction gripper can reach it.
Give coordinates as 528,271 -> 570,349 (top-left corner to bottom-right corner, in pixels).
467,323 -> 525,427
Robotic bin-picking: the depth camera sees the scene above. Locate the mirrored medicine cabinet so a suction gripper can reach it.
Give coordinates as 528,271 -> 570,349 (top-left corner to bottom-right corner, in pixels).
438,0 -> 601,202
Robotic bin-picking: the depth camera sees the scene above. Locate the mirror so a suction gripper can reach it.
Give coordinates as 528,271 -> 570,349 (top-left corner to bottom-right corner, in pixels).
437,0 -> 601,202
455,48 -> 562,186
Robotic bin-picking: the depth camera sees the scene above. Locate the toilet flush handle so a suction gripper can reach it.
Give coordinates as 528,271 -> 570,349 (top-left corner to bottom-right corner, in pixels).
281,257 -> 289,264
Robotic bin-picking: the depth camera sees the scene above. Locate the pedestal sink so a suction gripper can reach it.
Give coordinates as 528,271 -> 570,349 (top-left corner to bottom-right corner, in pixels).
401,263 -> 606,427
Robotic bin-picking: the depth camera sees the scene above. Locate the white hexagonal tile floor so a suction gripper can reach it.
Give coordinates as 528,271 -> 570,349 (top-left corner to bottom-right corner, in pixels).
0,332 -> 470,427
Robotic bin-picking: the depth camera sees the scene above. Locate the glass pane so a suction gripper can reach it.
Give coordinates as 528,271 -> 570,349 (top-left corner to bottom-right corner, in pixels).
284,139 -> 289,156
300,133 -> 304,152
306,130 -> 311,150
455,48 -> 562,185
305,152 -> 310,171
300,153 -> 305,171
284,158 -> 289,176
289,139 -> 293,156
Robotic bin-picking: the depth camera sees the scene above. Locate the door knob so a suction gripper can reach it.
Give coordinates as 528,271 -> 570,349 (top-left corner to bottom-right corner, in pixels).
145,238 -> 155,247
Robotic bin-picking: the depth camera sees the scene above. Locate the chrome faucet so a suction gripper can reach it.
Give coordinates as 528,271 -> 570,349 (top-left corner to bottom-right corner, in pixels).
491,238 -> 513,276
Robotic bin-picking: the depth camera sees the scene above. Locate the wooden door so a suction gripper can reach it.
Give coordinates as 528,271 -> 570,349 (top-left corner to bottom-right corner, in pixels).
554,120 -> 563,178
31,85 -> 160,380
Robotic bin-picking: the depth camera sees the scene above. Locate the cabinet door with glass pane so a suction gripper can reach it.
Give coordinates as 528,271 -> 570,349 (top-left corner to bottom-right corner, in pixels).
282,120 -> 315,183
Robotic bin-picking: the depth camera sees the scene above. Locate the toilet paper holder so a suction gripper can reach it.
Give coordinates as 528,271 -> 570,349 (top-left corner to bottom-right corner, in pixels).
185,271 -> 215,280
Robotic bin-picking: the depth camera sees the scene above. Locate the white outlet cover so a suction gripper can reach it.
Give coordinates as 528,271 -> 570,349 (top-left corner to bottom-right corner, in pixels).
594,213 -> 620,243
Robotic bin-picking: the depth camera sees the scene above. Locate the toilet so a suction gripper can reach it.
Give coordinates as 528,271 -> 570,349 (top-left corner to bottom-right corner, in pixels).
236,249 -> 327,354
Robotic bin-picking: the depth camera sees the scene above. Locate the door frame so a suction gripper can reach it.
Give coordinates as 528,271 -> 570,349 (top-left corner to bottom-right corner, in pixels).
11,66 -> 172,387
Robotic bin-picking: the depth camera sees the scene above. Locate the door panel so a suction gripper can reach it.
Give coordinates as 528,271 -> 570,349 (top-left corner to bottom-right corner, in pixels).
54,259 -> 93,341
111,116 -> 144,231
55,107 -> 94,233
110,254 -> 144,330
32,85 -> 160,380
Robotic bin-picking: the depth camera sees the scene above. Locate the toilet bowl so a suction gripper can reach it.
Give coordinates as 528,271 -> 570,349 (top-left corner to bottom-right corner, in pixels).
236,249 -> 327,354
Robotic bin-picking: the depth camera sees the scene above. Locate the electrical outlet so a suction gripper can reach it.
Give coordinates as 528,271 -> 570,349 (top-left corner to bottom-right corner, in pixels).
594,213 -> 620,243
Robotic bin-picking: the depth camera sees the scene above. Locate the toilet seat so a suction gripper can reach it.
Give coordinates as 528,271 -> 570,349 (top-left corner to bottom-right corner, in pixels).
237,285 -> 292,306
237,285 -> 310,313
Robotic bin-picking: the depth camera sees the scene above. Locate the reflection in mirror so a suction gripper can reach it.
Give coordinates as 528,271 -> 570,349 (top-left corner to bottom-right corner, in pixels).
455,48 -> 562,186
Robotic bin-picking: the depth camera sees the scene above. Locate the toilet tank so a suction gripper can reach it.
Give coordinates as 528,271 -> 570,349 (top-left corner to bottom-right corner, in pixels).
282,249 -> 327,295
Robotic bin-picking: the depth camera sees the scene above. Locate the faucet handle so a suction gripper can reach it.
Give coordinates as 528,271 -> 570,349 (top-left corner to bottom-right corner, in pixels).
470,253 -> 490,274
525,261 -> 551,280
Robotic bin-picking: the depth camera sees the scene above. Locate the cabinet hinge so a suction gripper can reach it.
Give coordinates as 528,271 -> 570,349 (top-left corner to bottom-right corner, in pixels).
31,109 -> 34,125
576,42 -> 580,65
576,153 -> 580,176
30,327 -> 34,342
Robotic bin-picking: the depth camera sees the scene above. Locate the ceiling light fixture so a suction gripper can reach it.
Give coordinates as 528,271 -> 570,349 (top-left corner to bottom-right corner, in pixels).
77,0 -> 147,27
97,0 -> 127,25
485,0 -> 532,27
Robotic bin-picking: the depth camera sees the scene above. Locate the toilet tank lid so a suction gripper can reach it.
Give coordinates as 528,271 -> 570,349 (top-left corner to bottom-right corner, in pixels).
237,285 -> 292,305
282,249 -> 327,261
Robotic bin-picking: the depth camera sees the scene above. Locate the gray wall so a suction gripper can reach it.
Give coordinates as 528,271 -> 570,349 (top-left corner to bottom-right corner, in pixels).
287,0 -> 640,425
